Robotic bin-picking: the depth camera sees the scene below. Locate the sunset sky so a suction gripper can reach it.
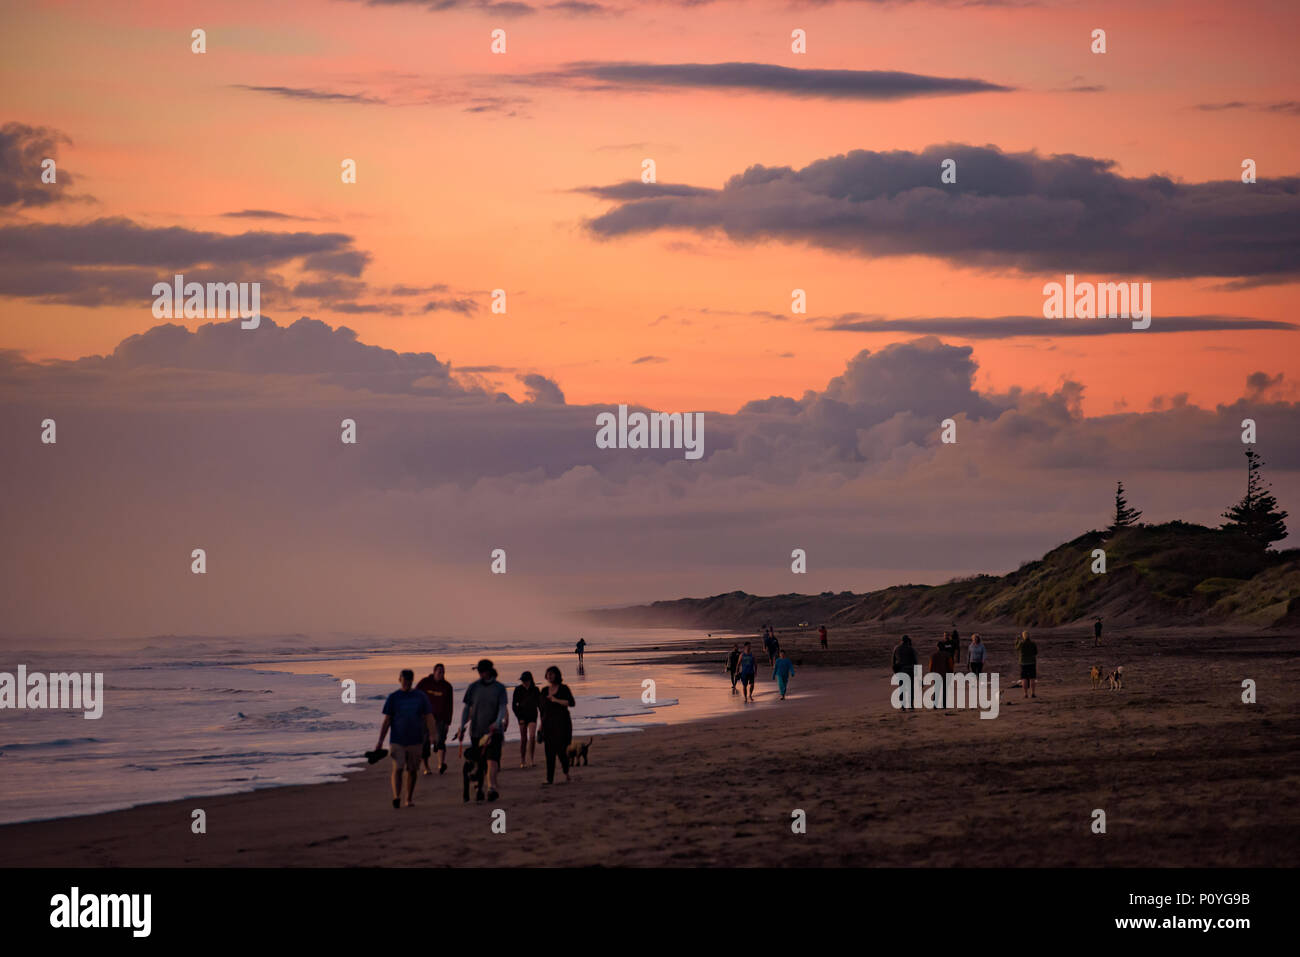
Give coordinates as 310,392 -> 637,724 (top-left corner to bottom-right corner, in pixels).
1,0 -> 1297,638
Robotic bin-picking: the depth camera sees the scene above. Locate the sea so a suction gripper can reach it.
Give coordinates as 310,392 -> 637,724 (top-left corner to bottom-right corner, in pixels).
0,628 -> 760,825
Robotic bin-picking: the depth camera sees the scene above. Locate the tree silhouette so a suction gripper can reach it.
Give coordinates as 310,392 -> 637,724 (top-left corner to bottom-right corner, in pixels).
1222,449 -> 1289,548
1109,481 -> 1142,532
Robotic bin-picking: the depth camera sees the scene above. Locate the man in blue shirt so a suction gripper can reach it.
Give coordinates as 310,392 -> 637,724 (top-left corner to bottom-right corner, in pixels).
376,669 -> 433,809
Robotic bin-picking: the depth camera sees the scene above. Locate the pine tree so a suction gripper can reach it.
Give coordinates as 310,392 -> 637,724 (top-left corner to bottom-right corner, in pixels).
1222,449 -> 1289,549
1110,481 -> 1142,532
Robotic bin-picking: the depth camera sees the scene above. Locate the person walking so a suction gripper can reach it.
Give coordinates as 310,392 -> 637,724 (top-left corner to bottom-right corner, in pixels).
738,642 -> 757,701
772,649 -> 795,699
455,659 -> 509,802
375,669 -> 434,808
967,634 -> 987,676
1015,631 -> 1038,699
574,638 -> 586,665
818,625 -> 828,650
512,671 -> 541,769
892,635 -> 919,709
929,641 -> 953,709
539,666 -> 577,785
414,662 -> 454,775
725,643 -> 741,693
950,625 -> 961,665
1093,617 -> 1103,647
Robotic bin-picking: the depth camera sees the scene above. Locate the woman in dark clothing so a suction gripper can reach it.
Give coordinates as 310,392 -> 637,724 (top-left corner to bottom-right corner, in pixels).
538,666 -> 576,785
512,671 -> 541,769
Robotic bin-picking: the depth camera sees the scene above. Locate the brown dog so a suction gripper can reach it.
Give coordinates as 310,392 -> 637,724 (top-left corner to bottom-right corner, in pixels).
1107,666 -> 1124,691
566,737 -> 594,766
1089,666 -> 1102,690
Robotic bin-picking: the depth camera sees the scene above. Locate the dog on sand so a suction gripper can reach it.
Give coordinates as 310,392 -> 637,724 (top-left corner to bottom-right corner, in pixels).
566,737 -> 594,766
1106,666 -> 1124,691
1089,665 -> 1102,690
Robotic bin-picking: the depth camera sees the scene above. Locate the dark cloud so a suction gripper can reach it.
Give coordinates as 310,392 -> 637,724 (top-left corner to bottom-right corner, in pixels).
584,144 -> 1300,280
232,85 -> 387,105
825,314 -> 1298,338
0,217 -> 368,307
0,122 -> 79,207
1196,100 -> 1300,116
546,1 -> 615,15
518,372 -> 566,404
341,0 -> 536,15
521,61 -> 1012,99
575,181 -> 714,200
222,209 -> 317,221
632,355 -> 668,364
1246,371 -> 1285,397
422,297 -> 479,315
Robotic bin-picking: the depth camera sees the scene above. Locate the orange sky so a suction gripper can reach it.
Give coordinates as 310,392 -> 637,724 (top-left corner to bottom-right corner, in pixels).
3,0 -> 1298,414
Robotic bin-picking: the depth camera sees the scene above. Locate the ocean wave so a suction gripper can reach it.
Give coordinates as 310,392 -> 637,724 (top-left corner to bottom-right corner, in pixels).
0,737 -> 103,751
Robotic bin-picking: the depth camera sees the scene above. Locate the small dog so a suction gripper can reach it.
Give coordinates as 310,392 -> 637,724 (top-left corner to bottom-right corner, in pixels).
1107,666 -> 1124,691
1089,666 -> 1102,690
566,737 -> 594,766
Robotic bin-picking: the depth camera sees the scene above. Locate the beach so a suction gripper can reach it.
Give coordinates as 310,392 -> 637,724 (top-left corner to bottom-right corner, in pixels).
1,626 -> 1297,867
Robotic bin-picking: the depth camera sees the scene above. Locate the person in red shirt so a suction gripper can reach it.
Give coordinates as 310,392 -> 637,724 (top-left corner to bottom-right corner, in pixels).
414,663 -> 454,775
818,625 -> 828,650
929,641 -> 953,709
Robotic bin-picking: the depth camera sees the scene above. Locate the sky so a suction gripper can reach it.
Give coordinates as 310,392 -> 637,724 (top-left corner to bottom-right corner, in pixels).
1,0 -> 1297,639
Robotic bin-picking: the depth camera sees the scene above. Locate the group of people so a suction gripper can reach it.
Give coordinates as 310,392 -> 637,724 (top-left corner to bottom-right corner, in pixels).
374,656 -> 580,808
725,633 -> 803,701
891,626 -> 1040,707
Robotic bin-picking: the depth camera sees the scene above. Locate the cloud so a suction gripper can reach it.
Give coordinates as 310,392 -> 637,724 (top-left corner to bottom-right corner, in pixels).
422,297 -> 479,314
518,372 -> 566,404
632,355 -> 668,364
222,209 -> 318,221
584,144 -> 1300,280
0,122 -> 80,208
0,217 -> 369,307
340,0 -> 537,16
2,322 -> 1295,638
575,181 -> 715,200
1196,100 -> 1300,116
1246,371 -> 1285,398
520,61 -> 1013,100
824,314 -> 1298,337
232,85 -> 387,105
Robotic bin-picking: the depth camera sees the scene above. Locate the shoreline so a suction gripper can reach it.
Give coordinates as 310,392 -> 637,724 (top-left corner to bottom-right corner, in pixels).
2,627 -> 1297,867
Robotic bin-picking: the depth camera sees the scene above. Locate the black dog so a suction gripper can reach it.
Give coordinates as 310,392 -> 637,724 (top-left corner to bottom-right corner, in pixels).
461,740 -> 488,803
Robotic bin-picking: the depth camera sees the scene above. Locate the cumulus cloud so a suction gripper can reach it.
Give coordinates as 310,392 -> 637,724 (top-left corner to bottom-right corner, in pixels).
584,144 -> 1300,280
518,372 -> 566,404
2,322 -> 1295,638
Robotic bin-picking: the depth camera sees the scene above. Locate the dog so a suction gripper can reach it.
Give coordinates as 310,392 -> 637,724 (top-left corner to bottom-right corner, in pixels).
566,737 -> 594,766
1107,666 -> 1124,691
460,733 -> 491,803
1089,665 -> 1102,690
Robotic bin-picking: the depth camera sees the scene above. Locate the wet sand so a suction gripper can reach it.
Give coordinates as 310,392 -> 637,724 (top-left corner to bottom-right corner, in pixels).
2,626 -> 1297,867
